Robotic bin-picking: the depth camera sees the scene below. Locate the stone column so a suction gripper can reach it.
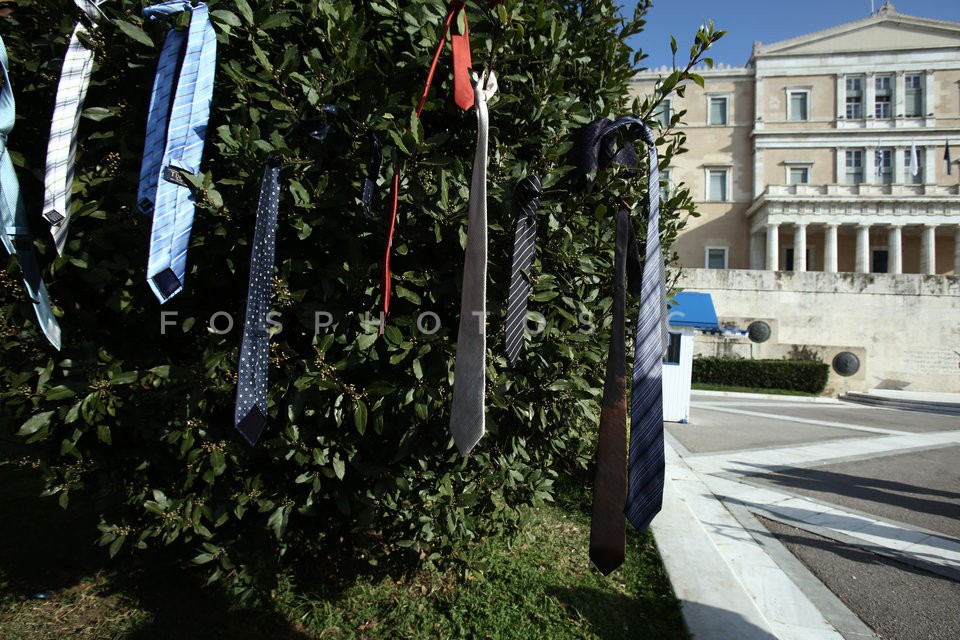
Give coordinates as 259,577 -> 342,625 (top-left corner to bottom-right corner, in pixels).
865,72 -> 876,121
855,224 -> 871,273
893,146 -> 905,184
866,146 -> 877,185
895,71 -> 905,118
921,224 -> 937,274
766,223 -> 780,271
794,223 -> 807,272
750,233 -> 762,270
835,75 -> 845,121
924,147 -> 935,184
954,226 -> 960,275
824,223 -> 839,273
889,224 -> 903,274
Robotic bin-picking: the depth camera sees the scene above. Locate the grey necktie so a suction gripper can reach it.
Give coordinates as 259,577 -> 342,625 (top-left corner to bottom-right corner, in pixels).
449,70 -> 498,456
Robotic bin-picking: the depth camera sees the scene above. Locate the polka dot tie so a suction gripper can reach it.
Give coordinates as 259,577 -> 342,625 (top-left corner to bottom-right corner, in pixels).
235,157 -> 281,446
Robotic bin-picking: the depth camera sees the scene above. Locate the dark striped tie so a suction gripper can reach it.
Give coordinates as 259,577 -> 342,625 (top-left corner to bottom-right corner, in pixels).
503,175 -> 542,365
625,127 -> 666,533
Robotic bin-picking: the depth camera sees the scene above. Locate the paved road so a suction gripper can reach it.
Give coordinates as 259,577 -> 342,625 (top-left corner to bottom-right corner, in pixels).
665,392 -> 960,640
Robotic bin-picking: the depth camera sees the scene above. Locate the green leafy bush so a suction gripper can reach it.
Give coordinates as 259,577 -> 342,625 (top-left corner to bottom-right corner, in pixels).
0,0 -> 719,597
692,357 -> 829,394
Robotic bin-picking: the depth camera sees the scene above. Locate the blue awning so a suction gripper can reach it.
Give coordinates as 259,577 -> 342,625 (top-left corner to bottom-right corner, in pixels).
667,292 -> 719,330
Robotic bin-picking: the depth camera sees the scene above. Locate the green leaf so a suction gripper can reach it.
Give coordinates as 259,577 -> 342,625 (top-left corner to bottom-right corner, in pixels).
81,107 -> 116,122
210,10 -> 241,27
113,20 -> 154,47
332,455 -> 346,480
354,400 -> 368,435
18,411 -> 54,436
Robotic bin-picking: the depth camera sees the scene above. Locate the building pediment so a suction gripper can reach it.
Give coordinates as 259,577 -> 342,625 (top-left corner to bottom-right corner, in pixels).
754,8 -> 960,59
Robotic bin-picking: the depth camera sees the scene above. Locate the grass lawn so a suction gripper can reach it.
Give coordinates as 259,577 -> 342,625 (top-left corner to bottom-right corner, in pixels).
0,465 -> 688,639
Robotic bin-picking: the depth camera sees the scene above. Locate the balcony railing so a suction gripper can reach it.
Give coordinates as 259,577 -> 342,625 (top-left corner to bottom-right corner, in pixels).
764,183 -> 960,198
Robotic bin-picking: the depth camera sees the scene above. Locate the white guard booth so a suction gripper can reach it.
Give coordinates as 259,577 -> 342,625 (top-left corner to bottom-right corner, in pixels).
662,292 -> 719,423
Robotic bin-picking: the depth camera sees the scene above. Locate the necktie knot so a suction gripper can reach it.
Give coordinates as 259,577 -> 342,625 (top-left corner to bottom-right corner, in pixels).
144,1 -> 196,22
471,69 -> 498,103
75,0 -> 106,26
514,174 -> 542,221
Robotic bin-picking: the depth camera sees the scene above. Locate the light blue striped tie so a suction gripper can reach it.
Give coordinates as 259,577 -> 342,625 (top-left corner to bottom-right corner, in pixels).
626,122 -> 667,532
0,36 -> 62,350
139,1 -> 216,303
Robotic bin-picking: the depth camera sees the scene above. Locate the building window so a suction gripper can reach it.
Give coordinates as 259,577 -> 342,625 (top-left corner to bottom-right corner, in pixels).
655,98 -> 672,128
875,75 -> 892,118
872,249 -> 889,273
845,77 -> 863,119
787,166 -> 810,184
706,168 -> 728,201
845,150 -> 864,184
705,246 -> 728,269
788,90 -> 809,121
905,74 -> 923,117
660,168 -> 672,199
875,148 -> 892,184
708,96 -> 729,125
663,332 -> 682,365
903,148 -> 923,183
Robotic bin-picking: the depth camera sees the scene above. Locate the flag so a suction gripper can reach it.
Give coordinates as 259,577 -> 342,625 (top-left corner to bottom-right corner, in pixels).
875,145 -> 882,177
911,140 -> 919,177
946,141 -> 953,176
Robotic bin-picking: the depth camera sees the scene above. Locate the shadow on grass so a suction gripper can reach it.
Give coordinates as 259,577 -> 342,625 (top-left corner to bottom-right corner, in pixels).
550,586 -> 777,640
0,465 -> 315,639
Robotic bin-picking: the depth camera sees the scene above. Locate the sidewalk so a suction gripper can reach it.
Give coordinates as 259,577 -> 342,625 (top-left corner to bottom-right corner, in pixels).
650,391 -> 960,640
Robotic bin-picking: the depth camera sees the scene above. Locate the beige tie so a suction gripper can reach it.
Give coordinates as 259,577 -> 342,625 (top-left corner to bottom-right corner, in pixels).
449,70 -> 498,456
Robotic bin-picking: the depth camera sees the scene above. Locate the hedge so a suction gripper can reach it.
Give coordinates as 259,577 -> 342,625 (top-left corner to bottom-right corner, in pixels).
0,0 -> 720,598
692,357 -> 829,394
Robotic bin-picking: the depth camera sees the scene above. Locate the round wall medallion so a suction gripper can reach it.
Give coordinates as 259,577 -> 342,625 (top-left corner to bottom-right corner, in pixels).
832,351 -> 860,377
747,321 -> 771,343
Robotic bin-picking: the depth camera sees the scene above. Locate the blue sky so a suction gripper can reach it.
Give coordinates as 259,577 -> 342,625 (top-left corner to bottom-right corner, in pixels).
625,0 -> 960,70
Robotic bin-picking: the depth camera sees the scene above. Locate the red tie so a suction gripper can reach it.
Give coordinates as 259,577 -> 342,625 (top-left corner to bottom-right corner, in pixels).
451,6 -> 474,110
381,0 -> 474,332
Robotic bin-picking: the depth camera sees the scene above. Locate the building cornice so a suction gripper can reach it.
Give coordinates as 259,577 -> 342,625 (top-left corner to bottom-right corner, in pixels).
749,5 -> 960,65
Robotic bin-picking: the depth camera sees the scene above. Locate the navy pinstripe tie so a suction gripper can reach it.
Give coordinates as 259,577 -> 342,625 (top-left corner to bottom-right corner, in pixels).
503,175 -> 542,365
625,127 -> 666,533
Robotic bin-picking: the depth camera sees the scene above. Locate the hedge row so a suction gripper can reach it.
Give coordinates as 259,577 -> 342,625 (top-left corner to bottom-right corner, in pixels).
0,0 -> 720,599
692,357 -> 829,394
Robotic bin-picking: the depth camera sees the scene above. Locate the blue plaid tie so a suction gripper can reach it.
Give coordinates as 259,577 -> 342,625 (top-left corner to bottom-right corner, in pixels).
139,1 -> 216,303
0,36 -> 62,349
43,0 -> 105,254
235,157 -> 281,446
626,124 -> 667,534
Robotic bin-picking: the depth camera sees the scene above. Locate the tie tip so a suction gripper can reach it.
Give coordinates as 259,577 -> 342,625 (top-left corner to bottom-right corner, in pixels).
589,547 -> 625,576
236,406 -> 267,446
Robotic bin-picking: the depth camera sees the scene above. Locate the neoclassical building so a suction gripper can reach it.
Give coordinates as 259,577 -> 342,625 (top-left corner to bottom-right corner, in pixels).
634,3 -> 960,277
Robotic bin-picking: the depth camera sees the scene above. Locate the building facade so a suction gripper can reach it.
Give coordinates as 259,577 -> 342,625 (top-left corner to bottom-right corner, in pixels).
634,3 -> 960,276
632,4 -> 960,393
